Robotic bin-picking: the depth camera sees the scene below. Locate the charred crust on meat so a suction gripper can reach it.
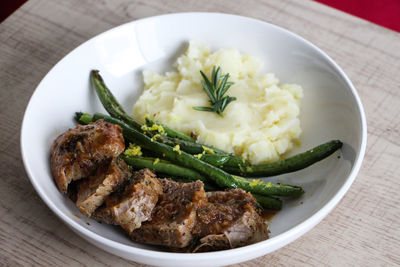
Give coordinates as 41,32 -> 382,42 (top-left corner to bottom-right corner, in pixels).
50,120 -> 125,193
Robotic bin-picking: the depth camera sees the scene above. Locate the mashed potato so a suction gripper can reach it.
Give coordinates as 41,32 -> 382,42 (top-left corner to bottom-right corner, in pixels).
132,42 -> 303,164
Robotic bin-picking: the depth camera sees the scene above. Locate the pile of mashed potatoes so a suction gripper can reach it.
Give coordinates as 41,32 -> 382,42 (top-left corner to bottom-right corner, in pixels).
132,42 -> 303,164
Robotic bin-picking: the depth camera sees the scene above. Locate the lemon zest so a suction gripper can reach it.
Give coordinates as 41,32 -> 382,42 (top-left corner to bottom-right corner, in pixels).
173,145 -> 182,155
202,145 -> 215,155
151,134 -> 161,141
150,124 -> 165,135
194,154 -> 203,159
142,124 -> 165,135
124,144 -> 143,157
249,179 -> 261,187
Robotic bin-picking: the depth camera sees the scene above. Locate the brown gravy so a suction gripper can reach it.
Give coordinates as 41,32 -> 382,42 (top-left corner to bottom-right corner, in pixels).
261,209 -> 279,221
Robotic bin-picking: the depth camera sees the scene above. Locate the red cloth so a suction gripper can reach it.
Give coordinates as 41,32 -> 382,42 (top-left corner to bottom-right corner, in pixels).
315,0 -> 400,32
2,1 -> 399,33
1,0 -> 26,22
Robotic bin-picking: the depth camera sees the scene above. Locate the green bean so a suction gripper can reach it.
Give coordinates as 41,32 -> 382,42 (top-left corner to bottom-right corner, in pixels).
231,175 -> 304,197
156,134 -> 230,155
122,155 -> 210,185
90,70 -> 142,129
150,132 -> 229,157
75,112 -> 93,125
199,154 -> 242,167
197,154 -> 230,167
175,139 -> 342,178
252,194 -> 282,210
145,117 -> 195,142
91,113 -> 304,197
90,70 -> 126,114
223,140 -> 343,177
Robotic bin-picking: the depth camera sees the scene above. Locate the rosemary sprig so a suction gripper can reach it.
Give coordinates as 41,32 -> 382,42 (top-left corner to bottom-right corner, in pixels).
193,66 -> 236,116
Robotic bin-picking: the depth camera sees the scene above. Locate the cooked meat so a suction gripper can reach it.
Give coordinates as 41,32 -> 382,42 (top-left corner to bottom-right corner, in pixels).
130,179 -> 207,248
50,120 -> 125,193
75,158 -> 131,217
192,189 -> 268,252
51,119 -> 272,251
92,168 -> 163,233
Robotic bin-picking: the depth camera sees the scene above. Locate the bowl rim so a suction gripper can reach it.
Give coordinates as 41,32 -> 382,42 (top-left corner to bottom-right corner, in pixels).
20,11 -> 367,262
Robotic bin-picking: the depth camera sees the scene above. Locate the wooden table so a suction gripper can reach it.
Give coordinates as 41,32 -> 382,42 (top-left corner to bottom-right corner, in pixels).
1,0 -> 399,266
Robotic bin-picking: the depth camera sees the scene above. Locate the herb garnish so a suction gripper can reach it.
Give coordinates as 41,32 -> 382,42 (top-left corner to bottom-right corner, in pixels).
193,66 -> 236,116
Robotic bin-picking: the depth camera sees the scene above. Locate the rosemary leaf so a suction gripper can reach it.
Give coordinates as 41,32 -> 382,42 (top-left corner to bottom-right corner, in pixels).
193,66 -> 236,116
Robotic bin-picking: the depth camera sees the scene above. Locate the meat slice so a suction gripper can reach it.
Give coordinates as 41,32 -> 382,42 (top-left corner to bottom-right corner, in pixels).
192,189 -> 268,252
92,168 -> 162,233
75,158 -> 131,217
130,179 -> 207,248
50,120 -> 125,193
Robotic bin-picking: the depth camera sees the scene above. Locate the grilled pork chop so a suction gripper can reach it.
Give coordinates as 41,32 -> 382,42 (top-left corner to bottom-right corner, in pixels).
193,189 -> 268,251
130,179 -> 207,248
50,120 -> 125,193
92,168 -> 162,233
75,158 -> 131,217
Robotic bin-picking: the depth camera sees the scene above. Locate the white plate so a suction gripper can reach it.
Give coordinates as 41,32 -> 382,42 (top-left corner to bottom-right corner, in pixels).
21,13 -> 367,266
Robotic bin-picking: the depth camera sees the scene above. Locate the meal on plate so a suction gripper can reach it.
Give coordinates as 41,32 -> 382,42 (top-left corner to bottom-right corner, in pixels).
50,43 -> 342,251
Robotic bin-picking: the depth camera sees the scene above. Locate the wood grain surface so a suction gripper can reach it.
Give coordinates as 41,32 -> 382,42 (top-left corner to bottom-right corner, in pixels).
1,0 -> 399,266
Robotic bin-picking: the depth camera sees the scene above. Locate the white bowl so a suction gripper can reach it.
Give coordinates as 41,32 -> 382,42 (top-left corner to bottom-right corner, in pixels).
21,13 -> 366,266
